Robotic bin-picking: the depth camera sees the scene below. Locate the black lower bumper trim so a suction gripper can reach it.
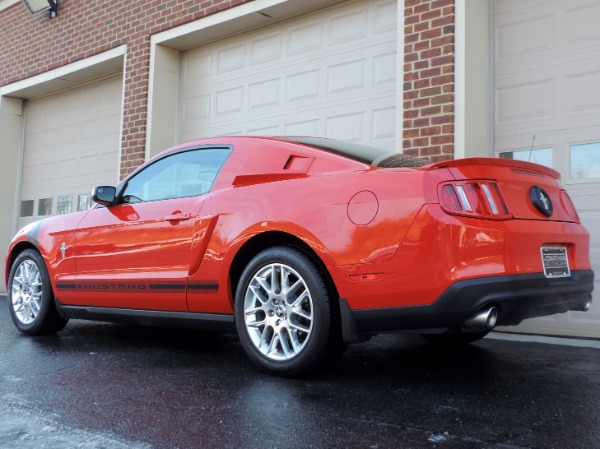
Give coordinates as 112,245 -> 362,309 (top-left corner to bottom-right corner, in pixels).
346,270 -> 594,335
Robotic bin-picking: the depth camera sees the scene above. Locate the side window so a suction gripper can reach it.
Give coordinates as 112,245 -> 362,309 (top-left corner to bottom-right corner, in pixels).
121,148 -> 230,204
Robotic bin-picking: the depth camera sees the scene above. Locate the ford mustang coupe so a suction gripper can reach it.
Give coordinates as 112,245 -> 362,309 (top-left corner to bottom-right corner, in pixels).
5,136 -> 594,375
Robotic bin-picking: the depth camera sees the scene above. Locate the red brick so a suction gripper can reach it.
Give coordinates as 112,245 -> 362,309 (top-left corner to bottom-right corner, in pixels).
431,154 -> 453,162
414,79 -> 431,89
432,16 -> 454,28
431,115 -> 453,125
431,55 -> 454,67
421,106 -> 442,116
421,146 -> 442,156
420,48 -> 442,59
420,86 -> 442,97
430,135 -> 454,145
421,9 -> 442,21
414,118 -> 430,128
420,126 -> 442,137
431,94 -> 454,105
421,28 -> 442,40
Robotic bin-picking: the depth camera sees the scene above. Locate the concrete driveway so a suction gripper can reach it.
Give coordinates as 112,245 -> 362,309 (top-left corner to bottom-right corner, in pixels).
0,295 -> 598,449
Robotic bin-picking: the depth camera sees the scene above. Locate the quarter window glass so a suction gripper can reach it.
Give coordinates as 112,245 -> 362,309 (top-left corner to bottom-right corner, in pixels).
122,148 -> 230,203
499,148 -> 553,168
570,142 -> 600,180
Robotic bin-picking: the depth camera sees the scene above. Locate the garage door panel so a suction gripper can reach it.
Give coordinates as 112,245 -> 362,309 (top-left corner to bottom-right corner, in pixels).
494,10 -> 554,67
284,120 -> 319,136
328,7 -> 368,45
495,77 -> 555,128
180,0 -> 397,148
564,0 -> 600,50
250,33 -> 282,65
565,69 -> 600,116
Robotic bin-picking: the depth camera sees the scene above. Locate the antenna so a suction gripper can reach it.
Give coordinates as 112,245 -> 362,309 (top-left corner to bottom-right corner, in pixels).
527,134 -> 536,162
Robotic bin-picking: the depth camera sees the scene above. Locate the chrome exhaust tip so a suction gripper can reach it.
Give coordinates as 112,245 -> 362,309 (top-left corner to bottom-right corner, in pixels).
464,307 -> 498,330
583,300 -> 592,312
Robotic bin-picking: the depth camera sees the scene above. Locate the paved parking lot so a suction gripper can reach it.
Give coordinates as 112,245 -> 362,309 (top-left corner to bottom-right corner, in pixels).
0,295 -> 598,449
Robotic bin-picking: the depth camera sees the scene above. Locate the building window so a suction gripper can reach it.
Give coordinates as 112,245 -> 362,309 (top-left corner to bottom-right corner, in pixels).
499,148 -> 553,168
78,193 -> 93,211
20,200 -> 34,218
57,195 -> 73,215
570,142 -> 600,181
38,197 -> 53,216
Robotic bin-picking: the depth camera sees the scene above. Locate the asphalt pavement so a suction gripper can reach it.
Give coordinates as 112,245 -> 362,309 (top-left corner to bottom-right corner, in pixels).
0,295 -> 599,449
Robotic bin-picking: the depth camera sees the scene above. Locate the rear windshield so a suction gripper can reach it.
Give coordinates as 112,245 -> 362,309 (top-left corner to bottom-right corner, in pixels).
277,137 -> 427,167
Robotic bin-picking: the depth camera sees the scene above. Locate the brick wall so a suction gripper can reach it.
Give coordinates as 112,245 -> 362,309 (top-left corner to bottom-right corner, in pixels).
403,0 -> 455,162
0,0 -> 253,178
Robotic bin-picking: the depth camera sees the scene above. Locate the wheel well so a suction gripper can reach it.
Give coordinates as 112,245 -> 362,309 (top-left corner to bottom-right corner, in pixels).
5,242 -> 38,281
229,231 -> 339,303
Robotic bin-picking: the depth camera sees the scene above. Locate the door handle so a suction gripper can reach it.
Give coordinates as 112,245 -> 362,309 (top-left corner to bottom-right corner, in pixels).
164,213 -> 192,222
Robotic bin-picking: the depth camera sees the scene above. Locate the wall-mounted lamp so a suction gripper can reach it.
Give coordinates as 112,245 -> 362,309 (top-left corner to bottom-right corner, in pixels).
22,0 -> 59,18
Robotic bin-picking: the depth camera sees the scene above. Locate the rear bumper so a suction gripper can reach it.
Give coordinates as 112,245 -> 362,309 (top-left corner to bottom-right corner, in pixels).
340,269 -> 594,341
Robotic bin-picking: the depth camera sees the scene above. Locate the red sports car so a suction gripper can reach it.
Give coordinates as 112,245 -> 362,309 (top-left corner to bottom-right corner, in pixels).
5,137 -> 594,375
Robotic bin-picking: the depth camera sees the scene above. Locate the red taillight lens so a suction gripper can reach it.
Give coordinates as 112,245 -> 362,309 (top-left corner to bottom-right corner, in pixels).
438,181 -> 511,220
560,190 -> 580,223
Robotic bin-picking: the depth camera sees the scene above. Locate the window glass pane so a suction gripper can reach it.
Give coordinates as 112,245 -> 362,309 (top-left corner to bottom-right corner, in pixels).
78,193 -> 93,211
57,195 -> 73,215
570,142 -> 600,180
499,148 -> 553,168
123,148 -> 230,203
20,200 -> 34,217
37,198 -> 53,216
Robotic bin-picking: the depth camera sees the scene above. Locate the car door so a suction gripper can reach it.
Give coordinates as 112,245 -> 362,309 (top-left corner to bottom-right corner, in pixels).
67,147 -> 231,311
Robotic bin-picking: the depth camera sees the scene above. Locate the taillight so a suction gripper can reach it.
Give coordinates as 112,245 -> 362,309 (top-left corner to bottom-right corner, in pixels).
559,190 -> 580,223
439,181 -> 511,219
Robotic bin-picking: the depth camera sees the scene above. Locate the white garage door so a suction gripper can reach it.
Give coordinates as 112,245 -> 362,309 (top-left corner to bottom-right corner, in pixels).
19,75 -> 122,230
180,0 -> 397,150
494,0 -> 600,338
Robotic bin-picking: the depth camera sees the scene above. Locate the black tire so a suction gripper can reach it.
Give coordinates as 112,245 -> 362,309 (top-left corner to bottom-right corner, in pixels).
421,330 -> 490,346
234,246 -> 343,376
7,249 -> 68,335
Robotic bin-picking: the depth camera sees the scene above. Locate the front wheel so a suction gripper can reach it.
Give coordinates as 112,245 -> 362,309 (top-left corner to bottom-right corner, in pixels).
8,249 -> 68,334
235,246 -> 342,376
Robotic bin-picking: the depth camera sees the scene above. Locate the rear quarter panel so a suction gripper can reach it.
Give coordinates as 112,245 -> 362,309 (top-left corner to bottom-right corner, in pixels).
186,166 -> 445,313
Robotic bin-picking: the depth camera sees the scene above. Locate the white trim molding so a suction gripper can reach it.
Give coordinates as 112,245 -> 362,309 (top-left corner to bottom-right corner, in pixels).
0,0 -> 19,13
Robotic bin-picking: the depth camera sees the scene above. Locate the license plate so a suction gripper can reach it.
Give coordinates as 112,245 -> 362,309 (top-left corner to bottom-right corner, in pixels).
541,247 -> 570,278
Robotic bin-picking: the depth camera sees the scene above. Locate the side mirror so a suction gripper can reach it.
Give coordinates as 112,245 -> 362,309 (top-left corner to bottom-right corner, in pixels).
92,186 -> 116,207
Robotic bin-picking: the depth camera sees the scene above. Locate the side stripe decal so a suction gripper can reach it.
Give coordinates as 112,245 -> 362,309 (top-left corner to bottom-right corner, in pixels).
56,281 -> 219,293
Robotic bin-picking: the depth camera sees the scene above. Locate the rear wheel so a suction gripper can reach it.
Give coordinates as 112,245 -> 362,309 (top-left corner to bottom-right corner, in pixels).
421,330 -> 490,345
235,246 -> 343,376
8,249 -> 68,334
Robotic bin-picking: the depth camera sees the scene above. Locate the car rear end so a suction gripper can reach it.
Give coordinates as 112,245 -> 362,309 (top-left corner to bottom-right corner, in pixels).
340,157 -> 594,337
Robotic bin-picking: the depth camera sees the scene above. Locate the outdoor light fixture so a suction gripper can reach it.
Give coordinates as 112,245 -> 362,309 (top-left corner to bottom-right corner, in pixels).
21,0 -> 59,18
